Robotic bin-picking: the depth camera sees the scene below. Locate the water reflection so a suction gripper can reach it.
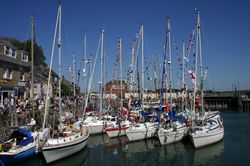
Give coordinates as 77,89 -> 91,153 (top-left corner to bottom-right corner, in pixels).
86,135 -> 225,166
126,139 -> 155,154
87,134 -> 109,148
17,146 -> 89,166
158,142 -> 185,160
192,141 -> 224,166
49,147 -> 89,166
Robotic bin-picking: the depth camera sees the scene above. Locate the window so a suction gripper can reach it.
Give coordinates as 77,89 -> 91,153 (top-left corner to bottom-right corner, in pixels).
19,71 -> 25,81
4,46 -> 16,58
21,52 -> 28,62
12,49 -> 16,58
3,68 -> 13,79
4,46 -> 9,55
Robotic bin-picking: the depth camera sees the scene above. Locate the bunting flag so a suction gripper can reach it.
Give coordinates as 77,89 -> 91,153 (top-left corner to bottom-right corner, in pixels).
69,67 -> 74,72
154,71 -> 157,79
147,77 -> 152,81
83,59 -> 91,64
202,68 -> 208,81
188,70 -> 196,85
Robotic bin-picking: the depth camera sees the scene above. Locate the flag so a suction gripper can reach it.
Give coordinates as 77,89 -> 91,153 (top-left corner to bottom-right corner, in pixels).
188,70 -> 196,85
69,67 -> 74,72
202,68 -> 208,81
188,70 -> 195,79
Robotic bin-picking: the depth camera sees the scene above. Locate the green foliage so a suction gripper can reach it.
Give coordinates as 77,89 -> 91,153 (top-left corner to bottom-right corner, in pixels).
61,83 -> 71,96
9,38 -> 47,67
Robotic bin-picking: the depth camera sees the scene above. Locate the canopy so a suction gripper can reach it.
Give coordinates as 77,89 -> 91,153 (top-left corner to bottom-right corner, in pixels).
9,128 -> 34,146
168,110 -> 187,123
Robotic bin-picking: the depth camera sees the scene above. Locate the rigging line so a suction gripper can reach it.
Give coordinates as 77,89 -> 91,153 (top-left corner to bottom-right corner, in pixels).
26,16 -> 32,40
76,34 -> 85,87
200,21 -> 209,71
61,15 -> 70,76
83,33 -> 102,116
43,5 -> 61,131
21,17 -> 31,54
18,16 -> 32,80
135,28 -> 141,93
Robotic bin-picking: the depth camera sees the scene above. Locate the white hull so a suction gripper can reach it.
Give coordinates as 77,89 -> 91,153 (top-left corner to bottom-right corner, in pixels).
190,127 -> 224,148
106,127 -> 128,138
190,111 -> 224,148
126,123 -> 157,142
85,124 -> 105,135
158,126 -> 187,145
82,116 -> 114,135
42,131 -> 89,163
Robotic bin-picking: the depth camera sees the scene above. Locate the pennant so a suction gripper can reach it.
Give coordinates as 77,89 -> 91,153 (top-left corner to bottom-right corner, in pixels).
188,70 -> 196,85
69,67 -> 74,72
202,68 -> 208,81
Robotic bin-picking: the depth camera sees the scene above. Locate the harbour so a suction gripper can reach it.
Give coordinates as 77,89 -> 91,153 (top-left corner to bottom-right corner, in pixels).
14,111 -> 250,166
1,0 -> 250,165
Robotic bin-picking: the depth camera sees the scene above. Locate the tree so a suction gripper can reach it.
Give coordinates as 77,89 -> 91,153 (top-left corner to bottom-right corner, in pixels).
61,83 -> 71,96
9,38 -> 47,67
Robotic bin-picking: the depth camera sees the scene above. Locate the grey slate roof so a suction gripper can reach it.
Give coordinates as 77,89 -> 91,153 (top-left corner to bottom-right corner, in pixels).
0,38 -> 17,49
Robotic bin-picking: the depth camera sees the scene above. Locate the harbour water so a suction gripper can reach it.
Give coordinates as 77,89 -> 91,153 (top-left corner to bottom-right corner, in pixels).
18,111 -> 250,166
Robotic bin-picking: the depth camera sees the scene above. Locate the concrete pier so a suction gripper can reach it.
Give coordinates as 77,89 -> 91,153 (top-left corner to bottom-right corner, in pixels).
204,90 -> 250,111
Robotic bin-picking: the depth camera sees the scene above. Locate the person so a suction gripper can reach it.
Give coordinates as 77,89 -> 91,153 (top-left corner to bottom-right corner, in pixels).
172,122 -> 177,132
116,118 -> 121,127
10,95 -> 15,126
35,98 -> 39,110
3,97 -> 9,109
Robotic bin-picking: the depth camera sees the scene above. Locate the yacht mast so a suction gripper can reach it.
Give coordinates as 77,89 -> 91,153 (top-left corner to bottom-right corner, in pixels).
31,16 -> 35,118
182,41 -> 185,111
100,30 -> 104,113
58,5 -> 62,116
193,10 -> 199,115
128,39 -> 136,110
119,37 -> 123,108
73,53 -> 76,97
43,4 -> 60,130
83,38 -> 101,117
83,33 -> 87,101
141,25 -> 144,109
167,19 -> 173,111
197,10 -> 204,115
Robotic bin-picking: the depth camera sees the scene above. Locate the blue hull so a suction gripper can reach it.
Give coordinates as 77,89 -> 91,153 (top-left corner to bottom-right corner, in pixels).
0,146 -> 36,165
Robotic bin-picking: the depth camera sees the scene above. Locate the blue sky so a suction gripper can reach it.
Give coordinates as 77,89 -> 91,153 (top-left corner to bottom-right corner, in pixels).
0,0 -> 250,91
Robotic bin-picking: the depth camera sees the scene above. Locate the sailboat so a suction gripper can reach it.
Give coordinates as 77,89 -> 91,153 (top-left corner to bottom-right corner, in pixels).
126,25 -> 158,142
189,10 -> 224,148
41,4 -> 89,163
105,38 -> 131,138
157,18 -> 188,146
79,29 -> 114,135
0,16 -> 40,165
0,127 -> 39,165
